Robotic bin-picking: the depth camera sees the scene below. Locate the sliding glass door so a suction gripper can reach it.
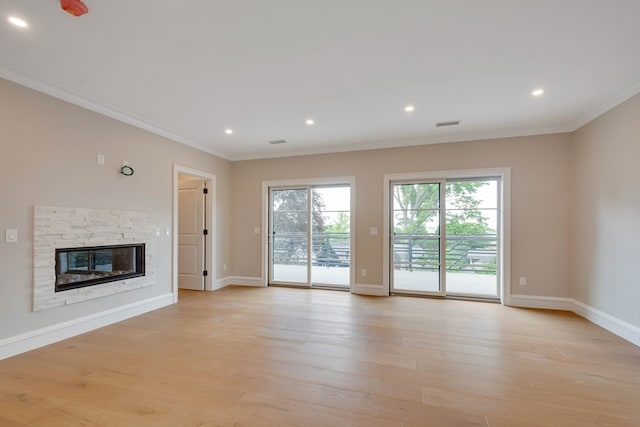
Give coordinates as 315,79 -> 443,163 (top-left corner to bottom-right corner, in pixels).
445,179 -> 499,297
271,188 -> 309,284
311,186 -> 351,287
391,177 -> 500,299
269,184 -> 351,288
391,181 -> 445,295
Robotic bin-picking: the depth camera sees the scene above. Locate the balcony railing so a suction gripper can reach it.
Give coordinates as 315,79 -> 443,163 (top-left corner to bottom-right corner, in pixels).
271,232 -> 495,276
272,232 -> 350,267
393,233 -> 497,275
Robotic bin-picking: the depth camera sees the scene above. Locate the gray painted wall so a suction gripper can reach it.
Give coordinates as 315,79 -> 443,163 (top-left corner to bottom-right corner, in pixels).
572,93 -> 640,328
0,78 -> 232,340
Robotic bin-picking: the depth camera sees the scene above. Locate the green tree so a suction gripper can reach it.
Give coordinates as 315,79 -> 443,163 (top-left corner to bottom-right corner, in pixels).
442,182 -> 496,273
324,212 -> 350,233
444,181 -> 491,235
393,181 -> 496,274
272,189 -> 326,261
317,211 -> 350,266
393,181 -> 491,234
272,189 -> 325,233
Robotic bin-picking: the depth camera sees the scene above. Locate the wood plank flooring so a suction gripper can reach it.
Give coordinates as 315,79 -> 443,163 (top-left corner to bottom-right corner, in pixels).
1,286 -> 639,426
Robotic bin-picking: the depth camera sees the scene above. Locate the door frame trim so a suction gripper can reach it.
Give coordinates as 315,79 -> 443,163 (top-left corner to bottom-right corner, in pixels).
383,168 -> 511,304
172,164 -> 217,302
261,176 -> 356,289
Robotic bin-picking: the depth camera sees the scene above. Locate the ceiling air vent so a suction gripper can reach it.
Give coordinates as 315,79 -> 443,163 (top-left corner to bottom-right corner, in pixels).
436,120 -> 461,127
269,139 -> 287,145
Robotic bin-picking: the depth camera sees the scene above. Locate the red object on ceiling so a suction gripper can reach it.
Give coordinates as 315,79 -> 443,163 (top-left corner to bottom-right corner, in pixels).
60,0 -> 89,17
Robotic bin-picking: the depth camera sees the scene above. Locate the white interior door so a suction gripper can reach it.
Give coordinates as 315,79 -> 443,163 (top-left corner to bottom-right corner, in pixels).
178,176 -> 205,290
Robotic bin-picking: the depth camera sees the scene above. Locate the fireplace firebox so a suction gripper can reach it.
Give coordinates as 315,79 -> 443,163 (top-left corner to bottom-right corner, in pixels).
55,244 -> 145,292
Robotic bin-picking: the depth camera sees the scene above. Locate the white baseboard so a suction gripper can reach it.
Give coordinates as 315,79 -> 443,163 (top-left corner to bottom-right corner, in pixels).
573,299 -> 640,347
509,294 -> 640,347
4,290 -> 637,361
222,276 -> 265,287
351,283 -> 388,296
508,294 -> 574,311
0,293 -> 173,360
212,276 -> 232,290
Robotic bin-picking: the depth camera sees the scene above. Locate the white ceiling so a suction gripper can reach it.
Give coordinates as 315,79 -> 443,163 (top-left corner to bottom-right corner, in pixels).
2,1 -> 640,160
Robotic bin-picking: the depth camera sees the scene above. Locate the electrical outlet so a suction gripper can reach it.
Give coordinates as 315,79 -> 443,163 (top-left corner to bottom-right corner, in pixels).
223,264 -> 227,271
519,276 -> 527,286
361,268 -> 367,277
97,153 -> 105,165
5,229 -> 18,243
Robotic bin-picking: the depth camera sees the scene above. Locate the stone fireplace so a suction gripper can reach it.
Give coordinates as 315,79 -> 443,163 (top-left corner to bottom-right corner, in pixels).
34,206 -> 156,311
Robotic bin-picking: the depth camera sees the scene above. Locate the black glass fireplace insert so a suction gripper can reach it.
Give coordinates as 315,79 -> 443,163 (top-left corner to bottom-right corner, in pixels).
55,244 -> 145,292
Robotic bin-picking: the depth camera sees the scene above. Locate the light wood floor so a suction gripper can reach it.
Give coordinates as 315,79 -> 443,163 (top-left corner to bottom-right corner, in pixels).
1,287 -> 639,426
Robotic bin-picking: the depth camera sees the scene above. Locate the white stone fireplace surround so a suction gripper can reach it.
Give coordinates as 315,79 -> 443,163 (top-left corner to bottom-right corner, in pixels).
34,206 -> 156,311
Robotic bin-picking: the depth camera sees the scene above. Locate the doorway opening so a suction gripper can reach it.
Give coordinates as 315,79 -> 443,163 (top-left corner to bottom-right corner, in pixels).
172,165 -> 216,302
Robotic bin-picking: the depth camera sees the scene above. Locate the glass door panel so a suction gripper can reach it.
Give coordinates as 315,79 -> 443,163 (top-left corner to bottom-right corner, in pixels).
311,185 -> 350,287
445,178 -> 499,298
391,182 -> 444,295
270,188 -> 309,284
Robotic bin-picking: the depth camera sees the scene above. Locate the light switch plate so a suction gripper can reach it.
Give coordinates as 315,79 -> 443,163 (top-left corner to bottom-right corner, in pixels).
5,229 -> 18,243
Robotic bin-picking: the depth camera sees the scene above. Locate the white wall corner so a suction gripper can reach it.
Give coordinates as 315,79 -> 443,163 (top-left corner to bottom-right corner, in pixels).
572,299 -> 640,348
351,283 -> 388,296
212,276 -> 240,290
508,294 -> 640,348
508,294 -> 574,311
0,293 -> 174,361
212,277 -> 229,290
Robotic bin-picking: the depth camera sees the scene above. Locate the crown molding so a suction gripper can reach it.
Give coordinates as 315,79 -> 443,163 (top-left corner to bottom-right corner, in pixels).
4,65 -> 639,163
572,78 -> 640,131
0,66 -> 232,161
227,126 -> 572,161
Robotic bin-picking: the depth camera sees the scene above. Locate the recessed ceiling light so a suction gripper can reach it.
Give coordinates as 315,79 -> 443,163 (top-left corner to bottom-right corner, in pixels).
532,88 -> 544,97
305,119 -> 315,125
224,129 -> 233,135
8,16 -> 28,28
404,105 -> 415,112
